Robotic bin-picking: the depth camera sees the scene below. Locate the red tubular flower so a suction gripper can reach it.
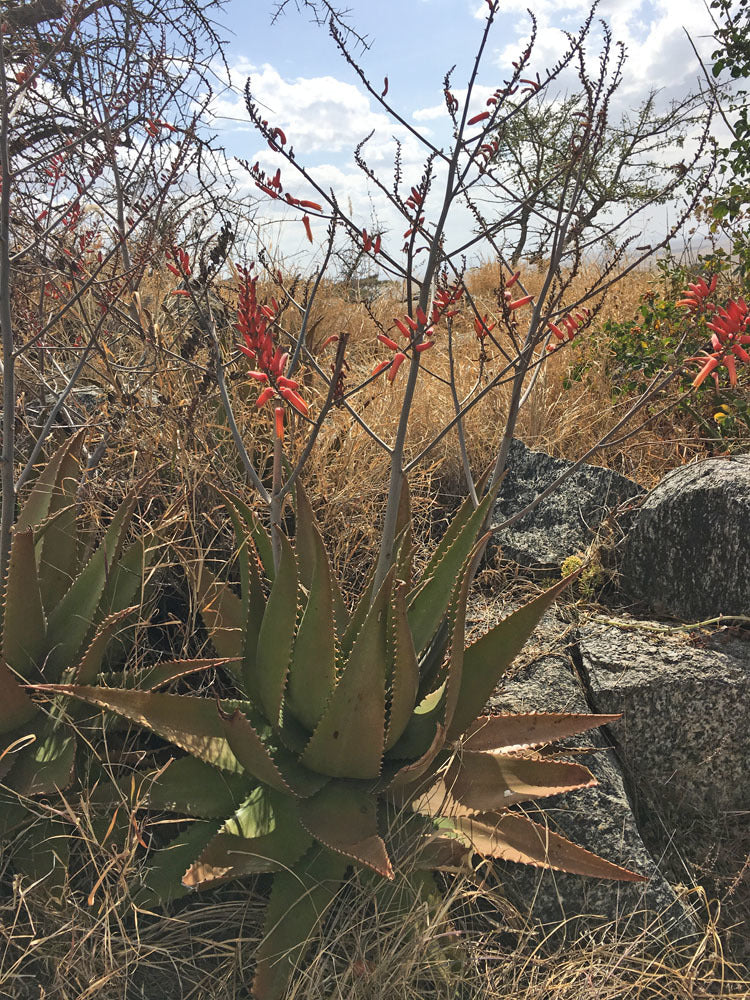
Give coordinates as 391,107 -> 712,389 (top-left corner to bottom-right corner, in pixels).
275,407 -> 285,439
416,306 -> 428,325
372,360 -> 392,377
415,340 -> 433,353
256,387 -> 275,408
506,270 -> 521,289
467,111 -> 490,125
508,294 -> 533,311
299,200 -> 322,211
373,234 -> 382,254
547,322 -> 565,341
393,318 -> 410,337
280,387 -> 309,415
302,215 -> 313,243
387,352 -> 407,382
382,76 -> 389,97
378,334 -> 400,351
362,228 -> 373,252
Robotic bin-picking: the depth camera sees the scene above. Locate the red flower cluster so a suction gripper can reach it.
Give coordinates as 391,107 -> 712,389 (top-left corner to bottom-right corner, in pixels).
676,274 -> 717,312
372,285 -> 464,382
676,275 -> 749,386
235,266 -> 308,419
546,310 -> 589,351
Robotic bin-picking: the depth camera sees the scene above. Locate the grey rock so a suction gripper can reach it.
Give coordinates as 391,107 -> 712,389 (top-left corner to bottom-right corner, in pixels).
579,619 -> 750,815
486,654 -> 699,940
620,455 -> 750,621
492,439 -> 643,568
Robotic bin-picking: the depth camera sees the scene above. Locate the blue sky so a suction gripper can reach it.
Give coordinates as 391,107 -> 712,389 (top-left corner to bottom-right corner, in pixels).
200,0 -> 721,263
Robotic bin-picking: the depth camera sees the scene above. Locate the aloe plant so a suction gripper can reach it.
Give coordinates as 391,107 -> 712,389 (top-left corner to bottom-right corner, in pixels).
47,482 -> 642,997
0,433 -> 227,888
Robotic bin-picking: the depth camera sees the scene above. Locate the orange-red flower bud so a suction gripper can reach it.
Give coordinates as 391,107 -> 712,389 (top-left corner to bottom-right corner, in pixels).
508,295 -> 533,310
388,352 -> 407,382
275,407 -> 285,439
468,111 -> 490,125
378,334 -> 400,351
256,387 -> 274,408
302,215 -> 313,243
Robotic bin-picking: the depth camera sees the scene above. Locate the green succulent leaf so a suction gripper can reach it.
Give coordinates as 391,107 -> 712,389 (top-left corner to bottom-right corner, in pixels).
297,781 -> 393,878
184,787 -> 312,886
218,705 -> 326,798
218,492 -> 267,688
452,811 -> 646,881
99,536 -> 151,620
407,488 -> 494,655
2,528 -> 47,677
8,723 -> 76,797
301,568 -> 393,779
136,820 -> 223,906
75,607 -> 138,685
448,571 -> 579,740
223,492 -> 275,583
15,430 -> 84,534
140,756 -> 256,817
0,661 -> 37,735
384,580 -> 419,752
135,657 -> 235,691
44,493 -> 137,680
461,712 -> 622,753
286,495 -> 338,732
196,562 -> 244,661
252,845 -> 349,1000
255,529 -> 298,728
445,752 -> 597,810
46,685 -> 243,772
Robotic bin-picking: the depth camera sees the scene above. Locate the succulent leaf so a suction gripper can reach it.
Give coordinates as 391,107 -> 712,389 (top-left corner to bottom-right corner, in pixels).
136,657 -> 237,691
461,712 -> 622,753
184,787 -> 312,886
11,816 -> 70,895
218,493 -> 267,689
8,724 -> 76,796
137,820 -> 222,905
407,490 -> 494,656
384,580 -> 419,752
2,528 -> 47,677
297,781 -> 393,878
0,661 -> 37,734
453,811 -> 646,881
255,529 -> 298,728
253,845 -> 349,1000
46,685 -> 243,772
448,571 -> 579,739
301,568 -> 393,779
196,561 -> 244,660
218,705 -> 326,797
44,493 -> 137,680
140,756 -> 255,817
286,493 -> 338,732
15,430 -> 84,533
445,752 -> 597,810
75,607 -> 138,685
223,492 -> 275,583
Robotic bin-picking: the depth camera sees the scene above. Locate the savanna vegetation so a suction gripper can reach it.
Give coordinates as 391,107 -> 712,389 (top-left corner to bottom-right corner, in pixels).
0,0 -> 748,997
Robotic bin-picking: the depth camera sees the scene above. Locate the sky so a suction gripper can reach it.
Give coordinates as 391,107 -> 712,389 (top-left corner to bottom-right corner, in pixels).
196,0 -> 724,266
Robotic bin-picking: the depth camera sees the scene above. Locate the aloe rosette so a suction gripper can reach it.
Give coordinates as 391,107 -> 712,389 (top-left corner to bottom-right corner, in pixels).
0,433 -> 226,886
48,482 -> 643,998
